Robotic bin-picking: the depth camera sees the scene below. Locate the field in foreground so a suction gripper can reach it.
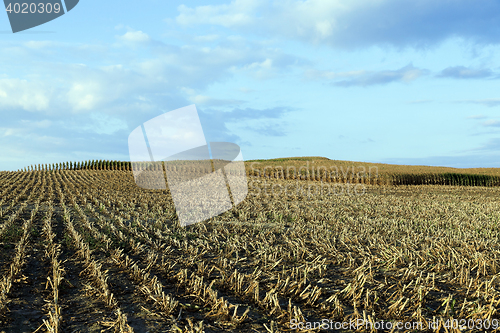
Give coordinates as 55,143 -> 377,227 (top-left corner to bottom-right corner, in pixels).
0,170 -> 500,332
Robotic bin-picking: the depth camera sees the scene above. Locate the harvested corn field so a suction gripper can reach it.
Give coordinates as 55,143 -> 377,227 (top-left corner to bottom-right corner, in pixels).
1,164 -> 500,332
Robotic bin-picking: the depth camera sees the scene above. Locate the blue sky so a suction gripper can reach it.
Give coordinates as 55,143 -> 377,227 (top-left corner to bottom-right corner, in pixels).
2,0 -> 500,171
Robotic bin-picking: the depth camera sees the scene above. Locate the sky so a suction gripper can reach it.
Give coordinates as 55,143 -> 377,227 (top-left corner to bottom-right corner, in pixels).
2,0 -> 500,171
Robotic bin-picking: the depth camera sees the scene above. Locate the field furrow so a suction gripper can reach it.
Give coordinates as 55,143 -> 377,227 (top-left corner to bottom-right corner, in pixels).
1,168 -> 500,332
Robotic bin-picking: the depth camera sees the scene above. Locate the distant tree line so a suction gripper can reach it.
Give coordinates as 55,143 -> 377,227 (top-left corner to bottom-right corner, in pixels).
20,160 -> 133,172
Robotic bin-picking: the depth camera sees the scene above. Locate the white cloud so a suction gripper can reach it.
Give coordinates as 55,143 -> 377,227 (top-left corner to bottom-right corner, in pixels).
438,66 -> 494,79
0,36 -> 292,115
315,21 -> 333,38
482,119 -> 500,127
304,69 -> 366,80
457,99 -> 500,107
190,95 -> 244,106
174,0 -> 356,44
119,30 -> 151,43
1,127 -> 22,137
191,95 -> 212,104
0,79 -> 51,112
176,0 -> 262,28
20,119 -> 52,128
247,58 -> 272,69
467,115 -> 486,119
304,64 -> 427,86
194,34 -> 220,42
24,41 -> 57,49
67,82 -> 102,111
242,58 -> 276,79
0,23 -> 306,170
175,0 -> 500,49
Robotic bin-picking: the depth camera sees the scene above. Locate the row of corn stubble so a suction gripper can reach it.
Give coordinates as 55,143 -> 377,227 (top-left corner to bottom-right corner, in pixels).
0,168 -> 500,332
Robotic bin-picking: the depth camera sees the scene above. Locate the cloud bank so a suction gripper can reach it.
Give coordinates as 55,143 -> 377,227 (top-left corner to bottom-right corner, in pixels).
176,0 -> 500,49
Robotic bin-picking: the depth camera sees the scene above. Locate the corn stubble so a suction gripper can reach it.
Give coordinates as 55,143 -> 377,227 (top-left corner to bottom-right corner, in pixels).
0,164 -> 500,332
